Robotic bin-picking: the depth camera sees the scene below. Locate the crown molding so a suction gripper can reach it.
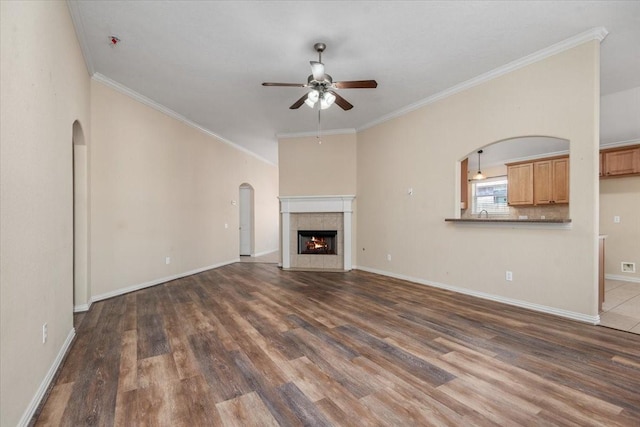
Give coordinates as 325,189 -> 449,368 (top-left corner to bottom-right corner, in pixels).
277,128 -> 356,139
66,0 -> 95,75
358,27 -> 609,133
600,138 -> 640,150
92,73 -> 276,166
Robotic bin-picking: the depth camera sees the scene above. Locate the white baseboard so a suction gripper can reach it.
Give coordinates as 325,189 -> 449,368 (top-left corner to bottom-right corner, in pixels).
18,328 -> 76,427
355,266 -> 599,325
73,303 -> 90,313
91,258 -> 239,304
605,274 -> 640,284
252,248 -> 279,258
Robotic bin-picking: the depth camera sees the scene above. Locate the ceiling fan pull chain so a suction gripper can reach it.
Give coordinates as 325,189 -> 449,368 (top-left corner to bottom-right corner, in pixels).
317,108 -> 322,144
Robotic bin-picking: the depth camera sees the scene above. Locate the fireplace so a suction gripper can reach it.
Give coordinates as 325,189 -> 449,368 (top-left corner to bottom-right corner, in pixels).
298,230 -> 337,255
279,195 -> 354,271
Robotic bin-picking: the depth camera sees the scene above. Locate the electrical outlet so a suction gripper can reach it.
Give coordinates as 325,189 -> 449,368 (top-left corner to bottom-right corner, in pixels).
224,223 -> 229,229
387,254 -> 392,261
614,216 -> 621,223
506,271 -> 513,281
165,256 -> 171,265
621,262 -> 636,273
42,323 -> 47,344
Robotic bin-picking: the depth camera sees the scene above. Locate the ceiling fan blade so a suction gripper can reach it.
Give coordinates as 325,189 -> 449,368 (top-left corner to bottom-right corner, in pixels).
310,61 -> 325,80
262,82 -> 307,87
328,91 -> 353,111
333,80 -> 378,89
289,93 -> 308,109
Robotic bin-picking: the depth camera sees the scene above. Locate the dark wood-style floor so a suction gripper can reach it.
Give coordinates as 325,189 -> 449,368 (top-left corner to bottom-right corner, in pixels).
34,263 -> 640,426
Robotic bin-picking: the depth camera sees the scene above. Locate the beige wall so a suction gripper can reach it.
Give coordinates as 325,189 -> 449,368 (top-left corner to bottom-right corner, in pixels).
601,86 -> 640,144
357,41 -> 600,317
600,176 -> 640,281
90,81 -> 279,298
278,133 -> 358,264
0,2 -> 91,425
278,133 -> 357,196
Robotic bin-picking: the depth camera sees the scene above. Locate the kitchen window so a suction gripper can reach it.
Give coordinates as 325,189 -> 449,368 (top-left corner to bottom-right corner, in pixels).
472,176 -> 508,215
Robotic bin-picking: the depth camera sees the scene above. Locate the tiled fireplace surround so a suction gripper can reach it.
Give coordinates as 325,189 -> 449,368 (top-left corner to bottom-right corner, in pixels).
280,196 -> 354,271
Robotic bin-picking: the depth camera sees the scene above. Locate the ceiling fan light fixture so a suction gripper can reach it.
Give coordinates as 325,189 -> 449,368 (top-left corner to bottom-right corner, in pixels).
305,89 -> 319,108
261,42 -> 377,112
320,91 -> 336,110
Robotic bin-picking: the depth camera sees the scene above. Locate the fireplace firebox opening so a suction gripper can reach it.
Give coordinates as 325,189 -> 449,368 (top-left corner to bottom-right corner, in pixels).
298,230 -> 337,255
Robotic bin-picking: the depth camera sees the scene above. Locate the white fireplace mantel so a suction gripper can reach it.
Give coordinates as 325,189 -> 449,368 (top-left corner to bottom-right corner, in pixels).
279,195 -> 355,271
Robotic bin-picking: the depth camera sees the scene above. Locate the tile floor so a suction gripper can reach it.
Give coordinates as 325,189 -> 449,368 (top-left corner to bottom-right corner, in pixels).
600,278 -> 640,334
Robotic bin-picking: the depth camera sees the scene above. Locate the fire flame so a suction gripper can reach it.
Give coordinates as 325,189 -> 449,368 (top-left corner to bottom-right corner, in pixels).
306,236 -> 328,250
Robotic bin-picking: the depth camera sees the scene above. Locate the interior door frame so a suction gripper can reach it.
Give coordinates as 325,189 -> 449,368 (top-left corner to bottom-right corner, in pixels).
239,183 -> 254,256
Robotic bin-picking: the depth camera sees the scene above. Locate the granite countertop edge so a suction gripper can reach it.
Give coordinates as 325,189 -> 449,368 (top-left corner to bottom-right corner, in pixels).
444,218 -> 572,223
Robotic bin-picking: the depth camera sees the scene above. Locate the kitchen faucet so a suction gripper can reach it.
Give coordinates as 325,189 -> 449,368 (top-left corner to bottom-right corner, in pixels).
478,209 -> 489,218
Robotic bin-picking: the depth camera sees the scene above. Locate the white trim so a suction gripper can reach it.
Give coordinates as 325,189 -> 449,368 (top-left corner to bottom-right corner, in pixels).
90,259 -> 239,303
73,303 -> 91,313
66,1 -> 94,75
358,27 -> 609,133
483,149 -> 571,169
355,266 -> 600,325
600,138 -> 640,150
252,248 -> 279,258
91,74 -> 276,166
605,274 -> 640,284
279,195 -> 355,271
279,195 -> 356,214
18,328 -> 76,427
277,128 -> 356,139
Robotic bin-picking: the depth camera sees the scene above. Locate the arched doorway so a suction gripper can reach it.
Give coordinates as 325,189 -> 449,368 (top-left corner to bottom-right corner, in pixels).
239,183 -> 254,256
73,121 -> 89,313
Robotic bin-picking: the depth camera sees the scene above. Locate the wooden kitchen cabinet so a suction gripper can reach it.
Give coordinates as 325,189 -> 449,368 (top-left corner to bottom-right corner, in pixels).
601,145 -> 640,177
533,157 -> 569,205
507,155 -> 568,206
460,157 -> 469,209
599,152 -> 604,177
507,163 -> 533,205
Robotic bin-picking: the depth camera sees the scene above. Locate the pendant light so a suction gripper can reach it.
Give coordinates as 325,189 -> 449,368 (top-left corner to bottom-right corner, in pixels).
472,150 -> 486,180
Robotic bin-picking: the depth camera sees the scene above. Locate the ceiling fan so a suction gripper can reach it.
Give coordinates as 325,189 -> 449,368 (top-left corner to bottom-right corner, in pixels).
262,42 -> 377,111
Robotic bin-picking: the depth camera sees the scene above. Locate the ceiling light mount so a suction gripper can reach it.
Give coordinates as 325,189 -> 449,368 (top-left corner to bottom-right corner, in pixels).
314,42 -> 326,54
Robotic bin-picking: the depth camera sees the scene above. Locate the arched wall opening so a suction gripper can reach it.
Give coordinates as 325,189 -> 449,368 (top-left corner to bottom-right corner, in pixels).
73,120 -> 89,312
458,135 -> 570,220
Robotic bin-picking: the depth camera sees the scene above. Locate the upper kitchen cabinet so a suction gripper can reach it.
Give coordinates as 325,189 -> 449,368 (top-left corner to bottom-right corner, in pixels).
533,157 -> 569,205
507,155 -> 569,206
507,162 -> 534,205
601,144 -> 640,177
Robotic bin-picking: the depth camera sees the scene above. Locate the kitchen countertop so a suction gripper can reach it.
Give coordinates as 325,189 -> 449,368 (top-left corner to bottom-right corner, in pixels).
445,218 -> 572,223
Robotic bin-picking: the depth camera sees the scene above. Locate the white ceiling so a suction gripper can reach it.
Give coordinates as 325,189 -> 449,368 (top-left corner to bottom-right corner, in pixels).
68,1 -> 640,165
